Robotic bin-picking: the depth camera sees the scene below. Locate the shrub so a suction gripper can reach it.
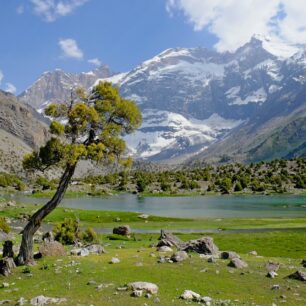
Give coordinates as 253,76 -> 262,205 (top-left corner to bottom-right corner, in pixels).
0,217 -> 10,233
53,218 -> 79,245
79,227 -> 98,243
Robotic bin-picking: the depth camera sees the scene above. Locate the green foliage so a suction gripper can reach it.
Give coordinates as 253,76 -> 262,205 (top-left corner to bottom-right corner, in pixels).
0,172 -> 24,190
35,176 -> 56,190
53,218 -> 79,245
0,217 -> 10,233
50,121 -> 65,135
79,227 -> 98,243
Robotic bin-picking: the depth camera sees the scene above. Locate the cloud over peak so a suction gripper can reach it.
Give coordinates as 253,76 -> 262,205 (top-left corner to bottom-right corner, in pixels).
166,0 -> 306,51
58,38 -> 84,59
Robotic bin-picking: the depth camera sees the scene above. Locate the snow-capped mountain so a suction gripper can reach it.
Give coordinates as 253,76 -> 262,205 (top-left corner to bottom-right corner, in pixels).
19,35 -> 306,162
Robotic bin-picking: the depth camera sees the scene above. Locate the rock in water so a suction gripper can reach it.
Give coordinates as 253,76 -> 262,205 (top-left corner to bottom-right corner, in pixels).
127,282 -> 159,294
113,225 -> 131,237
39,241 -> 66,257
287,271 -> 306,282
171,251 -> 188,262
228,258 -> 248,269
181,237 -> 219,255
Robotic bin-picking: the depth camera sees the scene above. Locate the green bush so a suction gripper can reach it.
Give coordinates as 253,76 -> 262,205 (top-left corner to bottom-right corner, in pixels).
79,227 -> 98,243
53,218 -> 79,245
0,217 -> 10,233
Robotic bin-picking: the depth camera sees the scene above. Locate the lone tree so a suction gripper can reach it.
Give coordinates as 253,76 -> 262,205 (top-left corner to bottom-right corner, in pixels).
17,82 -> 142,265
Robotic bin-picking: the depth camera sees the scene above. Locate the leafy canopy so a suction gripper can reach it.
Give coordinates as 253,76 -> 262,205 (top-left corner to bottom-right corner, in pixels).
23,82 -> 142,171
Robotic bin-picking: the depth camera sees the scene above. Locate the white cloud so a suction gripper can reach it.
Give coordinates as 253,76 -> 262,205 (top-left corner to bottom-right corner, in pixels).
5,83 -> 17,95
31,0 -> 88,22
0,70 -> 3,85
16,5 -> 24,14
88,58 -> 101,66
166,0 -> 306,51
58,38 -> 84,59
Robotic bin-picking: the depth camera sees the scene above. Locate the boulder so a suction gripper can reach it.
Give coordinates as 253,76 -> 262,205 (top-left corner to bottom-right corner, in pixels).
157,230 -> 183,248
301,258 -> 306,268
110,257 -> 120,264
220,251 -> 240,260
180,290 -> 201,301
30,295 -> 67,305
287,271 -> 306,282
181,237 -> 219,255
85,244 -> 106,254
266,261 -> 280,272
127,282 -> 158,294
70,248 -> 89,257
0,257 -> 16,276
113,225 -> 131,237
228,258 -> 248,269
171,251 -> 188,262
157,246 -> 173,253
39,241 -> 66,257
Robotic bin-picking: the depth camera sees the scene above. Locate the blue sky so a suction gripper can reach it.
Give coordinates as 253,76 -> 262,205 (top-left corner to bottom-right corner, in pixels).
0,0 -> 217,94
1,0 -> 305,95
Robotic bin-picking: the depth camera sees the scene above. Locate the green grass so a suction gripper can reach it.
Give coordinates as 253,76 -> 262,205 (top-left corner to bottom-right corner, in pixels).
1,232 -> 306,305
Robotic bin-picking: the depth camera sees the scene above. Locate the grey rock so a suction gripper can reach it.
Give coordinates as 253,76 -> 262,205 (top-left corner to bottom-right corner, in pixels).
287,270 -> 306,281
39,241 -> 66,257
70,248 -> 89,257
228,258 -> 248,269
85,244 -> 106,254
181,237 -> 219,255
131,289 -> 143,297
220,251 -> 240,260
113,225 -> 131,237
180,290 -> 201,301
127,282 -> 159,294
267,271 -> 278,278
266,261 -> 280,272
249,250 -> 258,256
110,257 -> 120,264
171,251 -> 188,263
157,246 -> 173,253
30,295 -> 67,305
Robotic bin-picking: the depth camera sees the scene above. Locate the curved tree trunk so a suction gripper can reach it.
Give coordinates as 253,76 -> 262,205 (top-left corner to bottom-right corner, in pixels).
16,163 -> 77,266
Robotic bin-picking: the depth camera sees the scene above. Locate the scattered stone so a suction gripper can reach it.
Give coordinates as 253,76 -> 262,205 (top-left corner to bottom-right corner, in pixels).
0,300 -> 11,305
70,248 -> 89,257
117,287 -> 128,291
180,290 -> 201,301
30,295 -> 67,305
267,271 -> 278,278
138,214 -> 149,219
150,252 -> 156,257
113,225 -> 131,237
249,250 -> 258,256
228,258 -> 248,269
171,251 -> 188,263
157,256 -> 172,264
145,293 -> 152,299
16,297 -> 27,305
127,282 -> 159,294
207,256 -> 216,263
181,237 -> 219,255
271,284 -> 280,290
85,244 -> 106,254
157,246 -> 173,253
301,258 -> 306,268
220,251 -> 240,260
114,217 -> 121,222
131,289 -> 143,297
87,280 -> 97,286
266,261 -> 280,272
0,283 -> 9,288
0,257 -> 16,276
287,271 -> 306,281
39,241 -> 66,257
157,230 -> 183,248
154,297 -> 160,303
110,257 -> 120,264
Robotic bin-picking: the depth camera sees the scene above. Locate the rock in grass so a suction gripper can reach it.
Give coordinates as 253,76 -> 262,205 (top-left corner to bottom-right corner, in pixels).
0,257 -> 16,276
301,258 -> 306,267
181,237 -> 219,255
39,241 -> 66,257
85,244 -> 106,254
127,282 -> 159,294
30,295 -> 67,305
171,251 -> 188,262
249,250 -> 258,256
220,251 -> 240,260
287,271 -> 306,281
70,248 -> 89,257
157,246 -> 173,252
110,257 -> 120,264
228,258 -> 248,269
131,289 -> 143,297
180,290 -> 201,301
266,261 -> 280,272
267,271 -> 278,278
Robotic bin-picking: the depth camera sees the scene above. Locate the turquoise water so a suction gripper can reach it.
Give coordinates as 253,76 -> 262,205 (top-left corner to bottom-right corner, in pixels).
8,193 -> 306,219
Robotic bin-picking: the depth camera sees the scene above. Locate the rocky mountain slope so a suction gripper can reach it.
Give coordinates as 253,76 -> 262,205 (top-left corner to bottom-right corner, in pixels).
19,35 -> 306,163
0,90 -> 49,173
